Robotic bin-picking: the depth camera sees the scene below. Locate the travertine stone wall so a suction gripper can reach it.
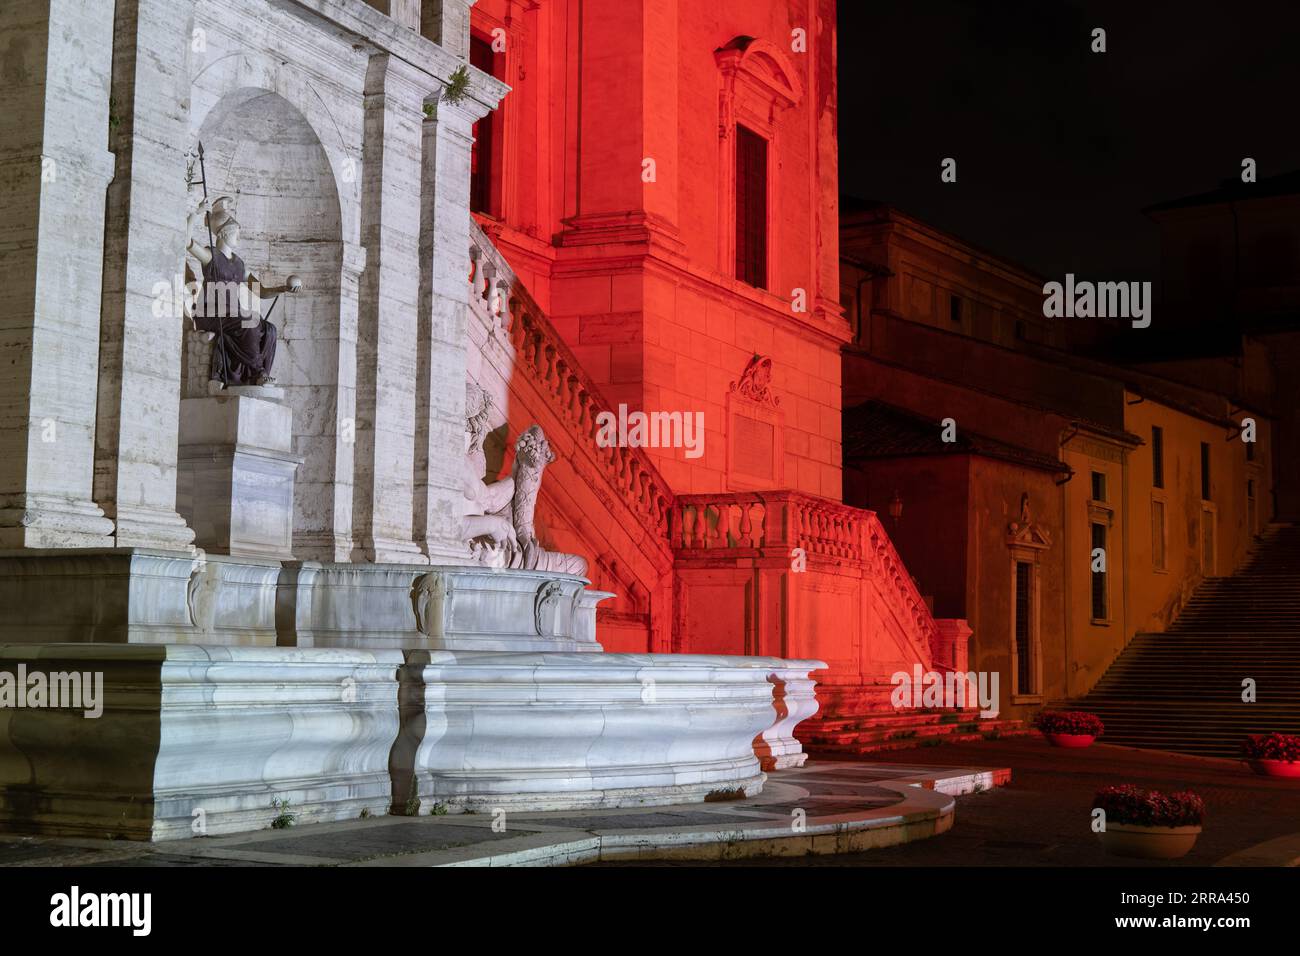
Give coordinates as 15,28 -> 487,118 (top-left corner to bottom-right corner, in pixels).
3,0 -> 508,566
0,0 -> 116,548
95,0 -> 200,552
415,98 -> 485,561
420,0 -> 473,58
352,54 -> 436,562
188,0 -> 372,562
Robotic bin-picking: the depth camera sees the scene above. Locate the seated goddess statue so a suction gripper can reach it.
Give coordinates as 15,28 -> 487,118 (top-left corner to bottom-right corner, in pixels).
184,196 -> 303,387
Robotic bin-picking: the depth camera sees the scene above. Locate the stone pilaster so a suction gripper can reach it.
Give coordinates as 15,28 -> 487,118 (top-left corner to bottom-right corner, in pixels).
0,0 -> 116,548
352,54 -> 435,563
367,0 -> 423,34
414,94 -> 486,562
420,0 -> 473,59
93,0 -> 198,551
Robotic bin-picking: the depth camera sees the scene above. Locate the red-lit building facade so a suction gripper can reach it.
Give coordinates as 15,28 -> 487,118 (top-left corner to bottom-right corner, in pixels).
457,0 -> 967,724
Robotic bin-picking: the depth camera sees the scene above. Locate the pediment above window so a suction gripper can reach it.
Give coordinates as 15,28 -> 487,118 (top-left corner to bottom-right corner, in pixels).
715,36 -> 804,119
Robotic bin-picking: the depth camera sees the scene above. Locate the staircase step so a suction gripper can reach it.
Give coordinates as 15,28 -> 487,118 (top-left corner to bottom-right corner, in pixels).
1066,523 -> 1300,760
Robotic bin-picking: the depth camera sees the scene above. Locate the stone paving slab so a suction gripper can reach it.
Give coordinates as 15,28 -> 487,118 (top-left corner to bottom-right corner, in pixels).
0,761 -> 1007,867
678,738 -> 1300,867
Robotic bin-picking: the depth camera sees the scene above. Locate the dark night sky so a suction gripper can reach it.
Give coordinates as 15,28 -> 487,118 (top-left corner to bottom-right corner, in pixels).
837,0 -> 1300,281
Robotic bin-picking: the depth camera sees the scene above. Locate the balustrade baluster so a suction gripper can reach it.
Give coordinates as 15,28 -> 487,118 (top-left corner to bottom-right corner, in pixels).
569,377 -> 583,421
495,280 -> 511,330
577,391 -> 590,432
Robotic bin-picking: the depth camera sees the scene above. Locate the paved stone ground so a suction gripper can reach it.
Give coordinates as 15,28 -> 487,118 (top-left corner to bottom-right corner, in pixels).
613,737 -> 1300,867
0,762 -> 999,867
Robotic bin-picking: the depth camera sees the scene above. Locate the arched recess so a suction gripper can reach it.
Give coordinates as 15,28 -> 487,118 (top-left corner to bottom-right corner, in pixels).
187,88 -> 351,558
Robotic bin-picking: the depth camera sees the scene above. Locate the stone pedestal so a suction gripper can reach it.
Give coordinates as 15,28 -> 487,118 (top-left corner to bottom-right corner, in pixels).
178,390 -> 300,559
0,549 -> 278,645
276,564 -> 615,652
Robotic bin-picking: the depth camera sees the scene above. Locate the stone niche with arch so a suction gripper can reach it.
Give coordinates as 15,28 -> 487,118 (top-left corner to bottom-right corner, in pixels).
180,4 -> 371,563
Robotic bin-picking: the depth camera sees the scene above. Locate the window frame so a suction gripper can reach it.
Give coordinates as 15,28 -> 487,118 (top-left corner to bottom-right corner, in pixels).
733,124 -> 769,289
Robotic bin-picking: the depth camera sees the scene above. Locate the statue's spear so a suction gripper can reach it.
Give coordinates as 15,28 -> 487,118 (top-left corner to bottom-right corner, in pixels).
195,141 -> 214,252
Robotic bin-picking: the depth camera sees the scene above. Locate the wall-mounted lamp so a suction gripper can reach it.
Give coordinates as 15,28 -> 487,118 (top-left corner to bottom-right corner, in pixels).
889,489 -> 903,526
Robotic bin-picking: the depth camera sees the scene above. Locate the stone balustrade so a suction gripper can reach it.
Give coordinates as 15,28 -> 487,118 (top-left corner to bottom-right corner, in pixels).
670,491 -> 952,668
468,220 -> 674,537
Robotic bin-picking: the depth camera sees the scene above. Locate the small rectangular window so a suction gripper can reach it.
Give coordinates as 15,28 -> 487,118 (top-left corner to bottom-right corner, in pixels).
950,294 -> 962,323
1200,441 -> 1211,501
1091,522 -> 1108,620
1151,499 -> 1166,570
1151,426 -> 1164,489
1090,471 -> 1107,502
735,125 -> 768,289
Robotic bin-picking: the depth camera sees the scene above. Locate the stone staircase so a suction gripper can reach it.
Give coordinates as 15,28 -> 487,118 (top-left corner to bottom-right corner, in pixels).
800,684 -> 1028,756
1066,523 -> 1300,758
467,219 -> 676,650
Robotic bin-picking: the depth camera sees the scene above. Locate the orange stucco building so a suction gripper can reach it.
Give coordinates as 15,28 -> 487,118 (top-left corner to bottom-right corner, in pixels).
840,200 -> 1276,718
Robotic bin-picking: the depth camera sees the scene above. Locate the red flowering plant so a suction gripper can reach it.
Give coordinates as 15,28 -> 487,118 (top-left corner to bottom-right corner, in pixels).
1094,785 -> 1205,828
1034,710 -> 1104,737
1243,733 -> 1300,763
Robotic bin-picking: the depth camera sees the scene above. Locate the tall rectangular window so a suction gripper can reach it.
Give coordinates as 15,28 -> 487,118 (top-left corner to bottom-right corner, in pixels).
469,35 -> 497,215
1247,479 -> 1257,536
1151,499 -> 1166,570
1014,561 -> 1034,694
1151,426 -> 1164,489
1201,509 -> 1216,574
1200,441 -> 1211,501
950,294 -> 963,324
1091,523 -> 1108,620
734,125 -> 768,289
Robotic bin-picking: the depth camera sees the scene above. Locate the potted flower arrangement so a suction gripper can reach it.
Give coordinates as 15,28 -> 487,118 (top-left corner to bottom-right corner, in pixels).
1035,710 -> 1104,748
1243,733 -> 1300,779
1094,785 -> 1204,859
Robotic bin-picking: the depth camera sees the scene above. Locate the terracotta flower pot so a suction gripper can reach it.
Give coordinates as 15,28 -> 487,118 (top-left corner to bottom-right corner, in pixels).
1248,759 -> 1300,779
1098,822 -> 1201,860
1045,732 -> 1095,748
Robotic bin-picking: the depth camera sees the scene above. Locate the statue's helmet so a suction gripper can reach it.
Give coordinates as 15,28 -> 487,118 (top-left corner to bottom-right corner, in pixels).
215,217 -> 241,246
207,196 -> 237,234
